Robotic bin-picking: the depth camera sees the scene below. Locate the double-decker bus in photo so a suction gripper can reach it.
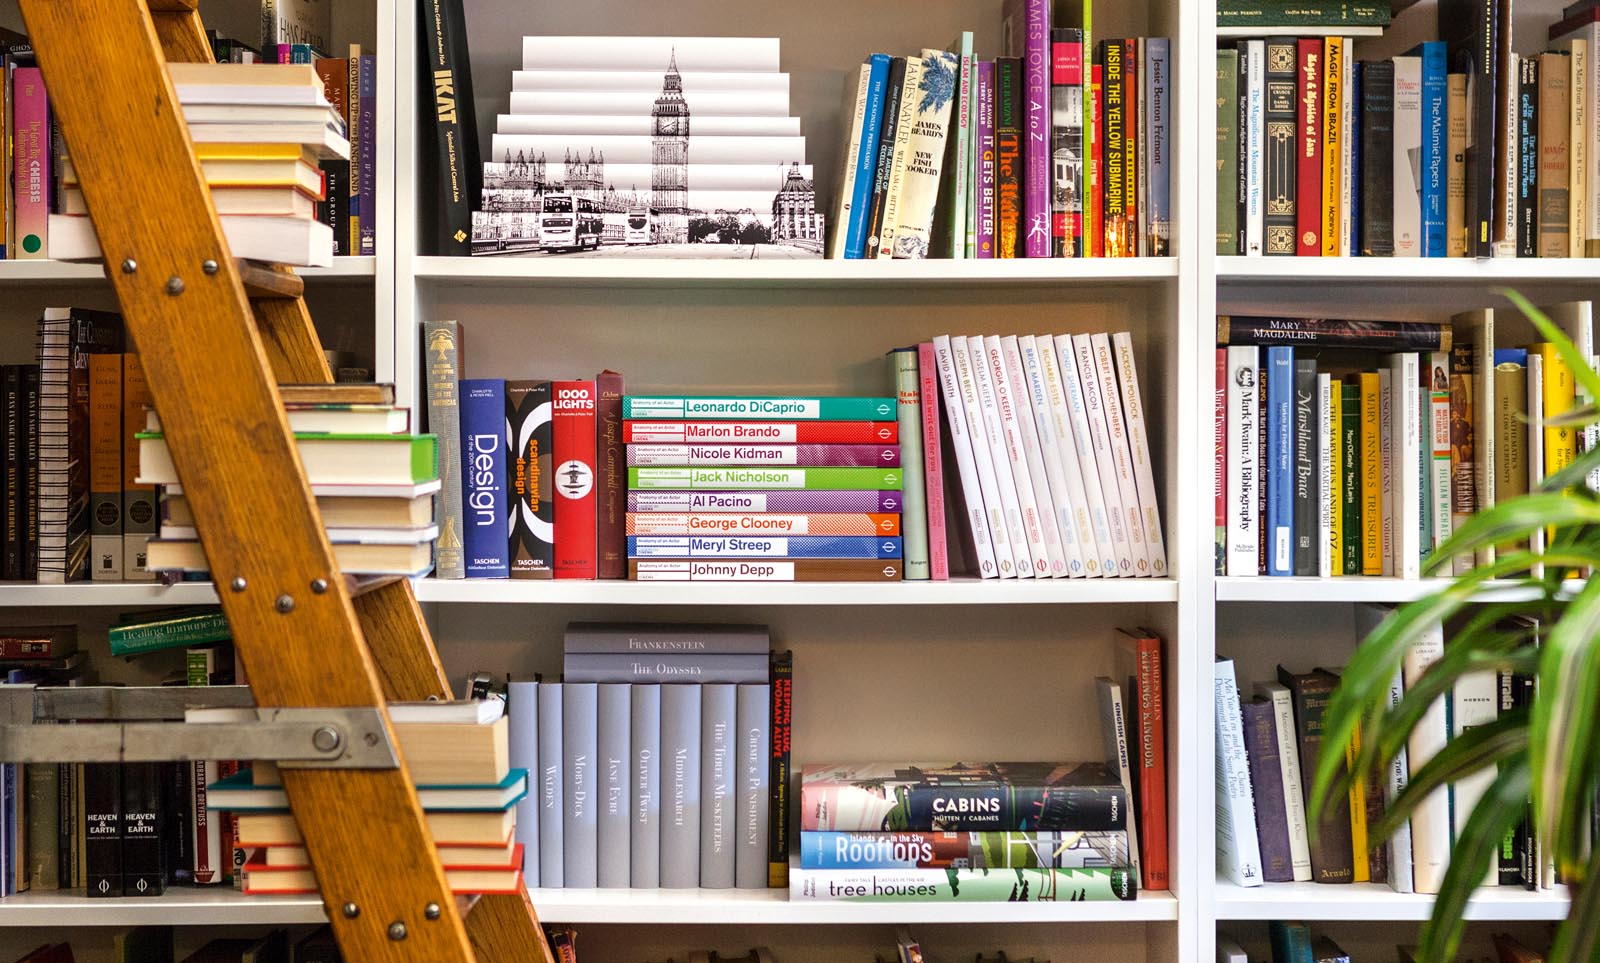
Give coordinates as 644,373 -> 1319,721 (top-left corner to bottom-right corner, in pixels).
539,193 -> 603,251
625,207 -> 654,245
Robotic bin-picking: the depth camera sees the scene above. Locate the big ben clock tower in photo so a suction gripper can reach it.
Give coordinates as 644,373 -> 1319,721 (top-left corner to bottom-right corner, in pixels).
651,48 -> 691,244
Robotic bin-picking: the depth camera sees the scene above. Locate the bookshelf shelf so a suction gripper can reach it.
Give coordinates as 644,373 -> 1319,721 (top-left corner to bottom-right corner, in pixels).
1213,881 -> 1572,922
1213,576 -> 1560,604
0,580 -> 220,606
0,889 -> 324,927
1216,255 -> 1600,284
0,257 -> 376,285
412,576 -> 1180,606
411,255 -> 1180,288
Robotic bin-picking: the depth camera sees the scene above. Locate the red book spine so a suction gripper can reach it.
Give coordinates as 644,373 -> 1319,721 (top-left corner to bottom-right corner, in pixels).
1295,38 -> 1323,256
1215,347 -> 1226,573
1134,631 -> 1168,891
622,421 -> 898,444
918,342 -> 949,581
595,370 -> 625,579
552,380 -> 598,579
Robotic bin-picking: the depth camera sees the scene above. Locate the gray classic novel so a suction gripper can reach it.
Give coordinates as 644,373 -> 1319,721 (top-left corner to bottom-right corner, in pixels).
537,683 -> 564,887
699,683 -> 737,888
630,683 -> 662,888
596,683 -> 632,887
659,683 -> 702,887
735,683 -> 770,889
507,680 -> 540,887
562,682 -> 599,887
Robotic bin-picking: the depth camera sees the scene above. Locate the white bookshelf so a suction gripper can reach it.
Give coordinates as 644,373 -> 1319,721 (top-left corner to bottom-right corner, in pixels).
1213,881 -> 1572,923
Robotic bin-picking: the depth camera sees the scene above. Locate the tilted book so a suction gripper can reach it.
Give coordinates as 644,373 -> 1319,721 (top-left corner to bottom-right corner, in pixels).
1214,658 -> 1263,888
931,336 -> 999,577
969,336 -> 1039,576
946,335 -> 1017,577
918,342 -> 949,580
873,57 -> 926,260
1001,336 -> 1074,576
1019,336 -> 1091,577
888,50 -> 959,259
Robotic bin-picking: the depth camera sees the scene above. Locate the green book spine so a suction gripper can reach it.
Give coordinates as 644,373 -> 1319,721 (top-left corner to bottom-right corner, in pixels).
791,866 -> 1136,901
1341,382 -> 1361,575
1216,4 -> 1390,25
949,32 -> 975,259
628,467 -> 903,491
1217,49 -> 1240,254
892,349 -> 929,579
622,397 -> 897,421
108,612 -> 230,656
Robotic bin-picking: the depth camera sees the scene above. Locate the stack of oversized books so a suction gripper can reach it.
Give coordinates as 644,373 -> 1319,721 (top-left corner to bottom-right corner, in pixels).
137,383 -> 441,578
50,63 -> 344,266
201,699 -> 526,896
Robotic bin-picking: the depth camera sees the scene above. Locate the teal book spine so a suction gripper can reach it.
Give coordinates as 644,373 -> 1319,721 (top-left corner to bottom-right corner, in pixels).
108,611 -> 230,656
623,397 -> 896,421
892,349 -> 929,579
628,467 -> 903,491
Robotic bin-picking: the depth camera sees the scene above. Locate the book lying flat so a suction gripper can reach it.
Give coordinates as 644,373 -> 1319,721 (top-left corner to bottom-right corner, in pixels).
789,866 -> 1137,901
167,63 -> 336,106
188,123 -> 349,161
65,184 -> 321,218
150,405 -> 409,435
237,808 -> 516,847
156,523 -> 438,545
136,432 -> 437,486
162,478 -> 439,500
265,837 -> 517,868
276,383 -> 398,406
245,846 -> 523,895
146,537 -> 434,577
162,489 -> 435,529
208,768 -> 528,813
387,699 -> 506,724
49,212 -> 335,267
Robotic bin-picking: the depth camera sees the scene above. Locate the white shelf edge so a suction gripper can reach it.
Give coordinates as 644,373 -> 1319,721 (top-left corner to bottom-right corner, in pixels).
1214,881 -> 1571,921
0,258 -> 375,285
0,890 -> 324,927
413,575 -> 1180,606
1217,255 -> 1600,283
1215,576 -> 1569,603
412,255 -> 1179,286
0,581 -> 220,606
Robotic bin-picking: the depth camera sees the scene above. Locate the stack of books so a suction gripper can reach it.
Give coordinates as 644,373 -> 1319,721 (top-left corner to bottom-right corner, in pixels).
467,36 -> 820,260
48,63 -> 344,266
204,700 -> 526,896
622,395 -> 904,582
833,9 -> 1171,259
791,763 -> 1139,902
1215,304 -> 1595,579
1219,3 -> 1600,259
137,383 -> 441,578
506,622 -> 793,889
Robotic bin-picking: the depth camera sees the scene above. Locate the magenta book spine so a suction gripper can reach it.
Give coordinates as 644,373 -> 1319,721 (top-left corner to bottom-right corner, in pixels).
625,444 -> 900,468
1021,0 -> 1052,256
627,490 -> 902,514
919,342 -> 949,580
12,68 -> 49,260
976,60 -> 998,259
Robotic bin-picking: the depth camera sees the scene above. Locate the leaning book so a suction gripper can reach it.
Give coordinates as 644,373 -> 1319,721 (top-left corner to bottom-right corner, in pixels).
789,866 -> 1137,901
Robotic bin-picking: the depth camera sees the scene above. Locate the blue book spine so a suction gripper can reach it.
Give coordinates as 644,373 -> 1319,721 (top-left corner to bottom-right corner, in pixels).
1350,67 -> 1362,253
1147,38 -> 1171,255
1494,348 -> 1528,367
627,535 -> 903,559
1418,41 -> 1447,257
460,378 -> 510,578
1267,347 -> 1294,576
845,54 -> 892,259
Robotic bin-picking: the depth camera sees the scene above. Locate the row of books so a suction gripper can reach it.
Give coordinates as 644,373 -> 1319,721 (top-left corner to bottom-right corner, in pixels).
1214,304 -> 1594,578
504,623 -> 793,889
832,20 -> 1171,260
1217,607 -> 1579,893
1218,926 -> 1546,963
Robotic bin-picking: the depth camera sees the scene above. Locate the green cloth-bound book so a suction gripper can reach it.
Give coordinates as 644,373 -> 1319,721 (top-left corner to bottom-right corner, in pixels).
628,467 -> 903,491
109,608 -> 229,656
623,396 -> 897,421
135,432 -> 437,486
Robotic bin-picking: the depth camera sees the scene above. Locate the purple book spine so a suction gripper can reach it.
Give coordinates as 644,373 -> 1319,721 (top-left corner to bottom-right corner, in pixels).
1022,0 -> 1051,257
358,54 -> 377,255
627,490 -> 902,513
1240,699 -> 1295,883
624,444 -> 900,468
976,60 -> 997,259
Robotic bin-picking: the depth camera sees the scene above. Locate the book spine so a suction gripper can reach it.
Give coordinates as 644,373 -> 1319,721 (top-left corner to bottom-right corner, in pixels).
1089,63 -> 1104,256
846,55 -> 891,259
626,513 -> 899,537
1348,724 -> 1371,882
1214,3 -> 1391,21
629,558 -> 904,582
1538,343 -> 1576,477
875,56 -> 925,260
1101,41 -> 1128,257
1293,359 -> 1317,575
1241,699 -> 1294,882
1090,333 -> 1151,574
624,421 -> 898,444
1054,31 -> 1085,256
1358,373 -> 1382,575
1266,346 -> 1294,576
863,57 -> 906,259
627,535 -> 901,560
769,650 -> 793,888
1429,354 -> 1453,553
630,683 -> 661,888
1319,374 -> 1335,576
891,50 -> 959,258
565,627 -> 771,657
802,830 -> 1130,869
624,443 -> 899,468
735,683 -> 771,889
595,683 -> 631,888
1295,39 -> 1322,256
660,682 -> 702,888
1392,56 -> 1422,255
120,762 -> 163,896
1244,42 -> 1266,255
1,368 -> 18,580
1043,337 -> 1113,574
507,680 -> 540,888
20,366 -> 35,581
87,353 -> 121,581
790,866 -> 1136,901
996,57 -> 1024,258
108,613 -> 231,656
1518,57 -> 1539,257
11,68 -> 46,259
506,380 -> 554,579
699,683 -> 737,889
1065,334 -> 1134,575
1130,634 -> 1169,888
949,35 -> 974,260
84,763 -> 119,897
1263,38 -> 1298,255
1226,346 -> 1261,576
563,653 -> 769,685
831,63 -> 871,260
460,379 -> 509,578
628,490 -> 902,514
888,350 -> 927,578
24,764 -> 56,890
1214,659 -> 1264,887
1021,0 -> 1051,257
1260,685 -> 1313,881
1148,37 -> 1171,255
422,320 -> 465,579
801,781 -> 1127,833
553,381 -> 598,579
975,60 -> 997,259
1382,663 -> 1415,893
918,343 -> 948,580
1284,674 -> 1354,883
1218,316 -> 1451,350
1218,50 -> 1241,254
1341,49 -> 1356,255
596,371 -> 625,580
1419,43 -> 1448,255
623,397 -> 897,421
1499,49 -> 1521,258
562,682 -> 598,888
1022,336 -> 1091,575
1217,350 -> 1228,573
419,0 -> 478,254
538,684 -> 564,887
946,335 -> 1015,576
1403,627 -> 1452,893
1529,353 -> 1546,571
1097,678 -> 1142,882
1390,354 -> 1422,579
994,336 -> 1066,576
1465,0 -> 1500,256
119,357 -> 153,581
1539,52 -> 1571,256
1124,39 -> 1140,258
357,54 -> 376,254
967,336 -> 1037,574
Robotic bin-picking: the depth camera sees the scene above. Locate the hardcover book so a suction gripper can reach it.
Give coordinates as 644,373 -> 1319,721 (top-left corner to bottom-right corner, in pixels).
1263,38 -> 1298,255
562,652 -> 768,684
631,683 -> 662,888
628,490 -> 902,513
995,58 -> 1024,257
624,444 -> 899,467
507,680 -> 539,887
597,370 -> 625,580
790,865 -> 1136,902
1002,0 -> 1052,257
700,683 -> 737,888
627,467 -> 903,492
735,683 -> 770,889
624,397 -> 895,421
562,683 -> 599,887
596,683 -> 631,887
552,381 -> 598,579
800,830 -> 1130,869
460,379 -> 510,578
423,320 -> 466,579
420,0 -> 480,255
800,763 -> 1127,833
506,380 -> 554,579
660,682 -> 702,887
624,421 -> 896,444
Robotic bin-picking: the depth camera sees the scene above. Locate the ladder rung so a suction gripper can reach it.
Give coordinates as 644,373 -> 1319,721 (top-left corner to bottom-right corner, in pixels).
239,260 -> 306,299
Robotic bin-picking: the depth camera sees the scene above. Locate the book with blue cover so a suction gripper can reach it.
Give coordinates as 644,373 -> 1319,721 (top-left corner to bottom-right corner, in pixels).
1415,41 -> 1447,256
460,378 -> 509,578
1266,346 -> 1294,576
846,54 -> 892,259
207,768 -> 529,812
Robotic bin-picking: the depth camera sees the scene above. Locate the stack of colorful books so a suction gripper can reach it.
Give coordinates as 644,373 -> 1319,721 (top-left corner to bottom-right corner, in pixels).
622,395 -> 905,582
137,383 -> 441,578
791,763 -> 1139,902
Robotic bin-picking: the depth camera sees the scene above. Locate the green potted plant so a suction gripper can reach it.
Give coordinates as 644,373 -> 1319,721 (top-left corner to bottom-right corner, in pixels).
1312,291 -> 1600,963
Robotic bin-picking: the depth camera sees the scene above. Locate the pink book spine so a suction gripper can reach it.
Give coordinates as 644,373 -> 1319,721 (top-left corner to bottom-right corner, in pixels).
919,342 -> 949,580
12,68 -> 49,260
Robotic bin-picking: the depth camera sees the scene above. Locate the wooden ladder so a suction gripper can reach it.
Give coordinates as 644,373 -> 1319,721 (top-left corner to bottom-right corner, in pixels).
16,2 -> 555,960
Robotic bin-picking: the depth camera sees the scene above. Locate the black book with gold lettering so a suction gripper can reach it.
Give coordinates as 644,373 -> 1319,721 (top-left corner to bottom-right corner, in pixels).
1263,38 -> 1299,255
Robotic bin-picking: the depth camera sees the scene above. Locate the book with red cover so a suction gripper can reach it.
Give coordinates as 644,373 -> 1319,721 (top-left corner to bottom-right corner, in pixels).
1118,628 -> 1168,891
243,845 -> 524,895
622,421 -> 897,444
552,381 -> 598,579
918,342 -> 948,580
1296,39 -> 1323,256
0,625 -> 74,660
595,370 -> 625,580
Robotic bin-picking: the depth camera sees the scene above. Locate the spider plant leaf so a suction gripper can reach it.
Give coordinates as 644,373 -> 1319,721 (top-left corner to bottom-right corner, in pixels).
1369,710 -> 1527,843
1530,573 -> 1600,879
1415,759 -> 1531,963
1548,846 -> 1600,963
1421,493 -> 1600,576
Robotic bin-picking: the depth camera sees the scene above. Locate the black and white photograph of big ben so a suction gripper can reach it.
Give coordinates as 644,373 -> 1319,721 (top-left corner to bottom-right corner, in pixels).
472,37 -> 823,259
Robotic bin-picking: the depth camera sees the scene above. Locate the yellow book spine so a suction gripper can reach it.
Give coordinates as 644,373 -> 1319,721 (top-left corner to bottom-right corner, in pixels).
1322,37 -> 1343,257
1329,384 -> 1343,566
1346,723 -> 1370,883
1360,372 -> 1382,574
1536,343 -> 1576,477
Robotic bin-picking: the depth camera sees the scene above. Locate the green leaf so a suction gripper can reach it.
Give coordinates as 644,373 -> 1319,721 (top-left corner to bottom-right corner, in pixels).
1415,760 -> 1532,963
1548,846 -> 1600,963
1531,574 -> 1600,880
1497,288 -> 1600,408
1422,494 -> 1600,575
1370,710 -> 1527,843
